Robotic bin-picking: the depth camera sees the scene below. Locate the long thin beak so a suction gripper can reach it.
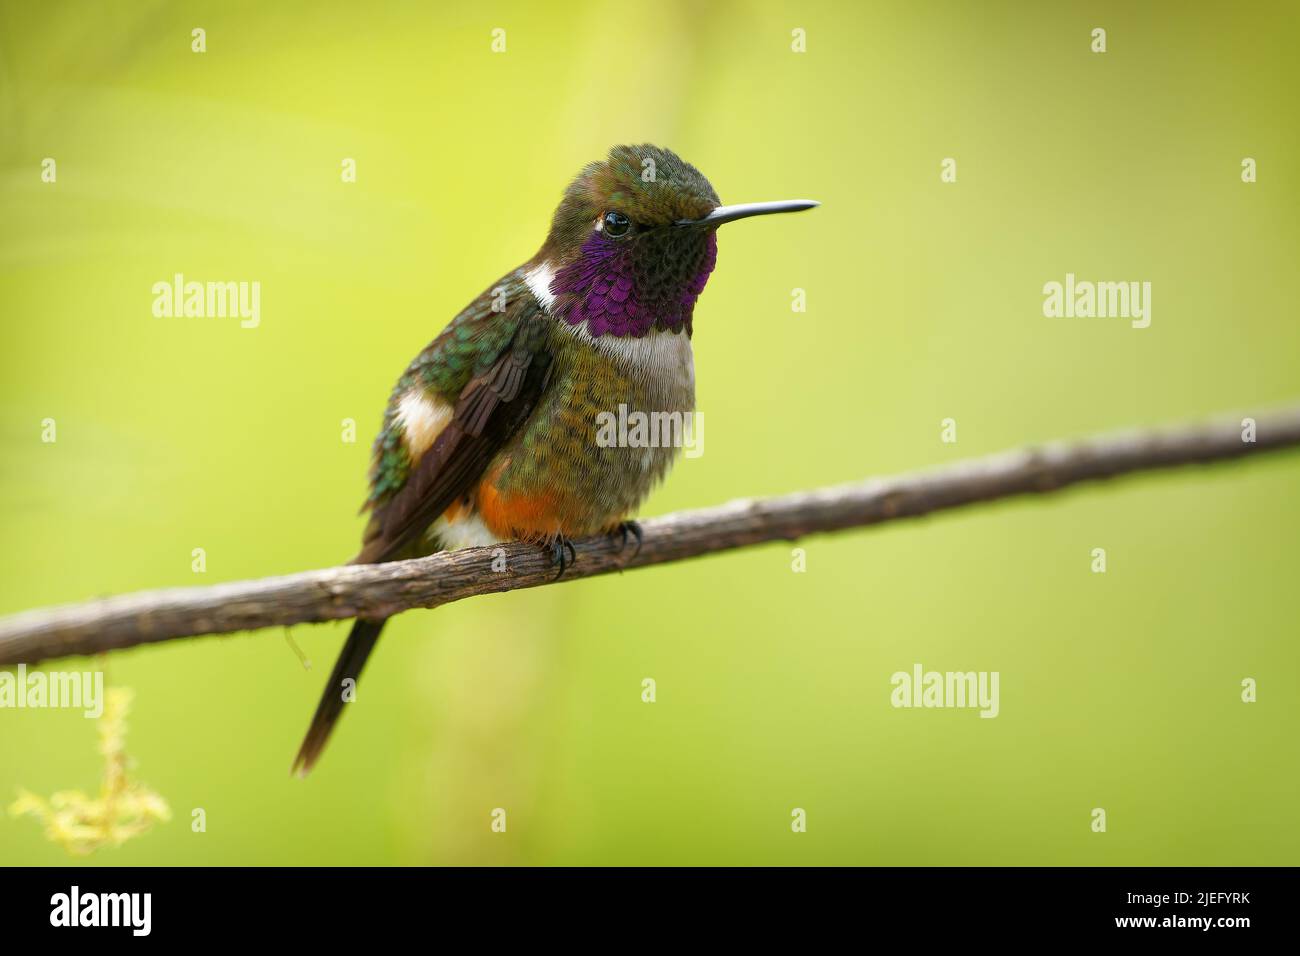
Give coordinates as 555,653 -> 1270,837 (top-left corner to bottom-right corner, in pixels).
676,199 -> 819,227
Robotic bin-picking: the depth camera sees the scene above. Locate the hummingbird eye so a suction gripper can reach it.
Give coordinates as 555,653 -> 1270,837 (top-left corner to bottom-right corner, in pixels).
601,210 -> 632,238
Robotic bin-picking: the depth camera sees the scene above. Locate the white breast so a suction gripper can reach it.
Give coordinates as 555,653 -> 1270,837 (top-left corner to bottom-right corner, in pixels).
561,321 -> 695,390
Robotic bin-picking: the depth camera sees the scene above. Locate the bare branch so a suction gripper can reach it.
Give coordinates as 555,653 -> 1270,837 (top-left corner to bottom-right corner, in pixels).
2,406 -> 1297,666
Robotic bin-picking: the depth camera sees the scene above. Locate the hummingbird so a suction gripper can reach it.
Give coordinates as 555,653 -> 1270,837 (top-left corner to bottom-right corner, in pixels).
294,144 -> 816,774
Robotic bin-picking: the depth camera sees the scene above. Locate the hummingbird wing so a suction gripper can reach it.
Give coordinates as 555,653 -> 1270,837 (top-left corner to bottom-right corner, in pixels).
356,271 -> 553,564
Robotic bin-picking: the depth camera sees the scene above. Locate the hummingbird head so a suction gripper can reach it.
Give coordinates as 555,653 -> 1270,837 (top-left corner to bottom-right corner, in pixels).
530,144 -> 816,338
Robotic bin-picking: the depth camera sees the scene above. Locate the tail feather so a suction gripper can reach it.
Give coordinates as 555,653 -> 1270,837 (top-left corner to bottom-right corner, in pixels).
292,617 -> 387,777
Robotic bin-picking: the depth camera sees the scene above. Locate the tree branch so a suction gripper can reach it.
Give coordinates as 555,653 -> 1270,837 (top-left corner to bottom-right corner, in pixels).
2,406 -> 1298,666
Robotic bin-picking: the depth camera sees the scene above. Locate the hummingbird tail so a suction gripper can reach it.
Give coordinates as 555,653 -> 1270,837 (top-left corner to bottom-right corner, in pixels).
292,616 -> 387,777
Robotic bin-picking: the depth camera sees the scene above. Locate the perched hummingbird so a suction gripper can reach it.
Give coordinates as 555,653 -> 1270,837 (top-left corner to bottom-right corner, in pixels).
294,144 -> 816,774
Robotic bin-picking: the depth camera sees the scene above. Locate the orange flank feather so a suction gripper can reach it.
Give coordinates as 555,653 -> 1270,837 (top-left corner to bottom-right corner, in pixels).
475,459 -> 564,540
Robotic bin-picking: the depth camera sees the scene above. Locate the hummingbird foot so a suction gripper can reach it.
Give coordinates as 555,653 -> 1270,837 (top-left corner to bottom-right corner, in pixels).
547,535 -> 578,580
611,520 -> 644,560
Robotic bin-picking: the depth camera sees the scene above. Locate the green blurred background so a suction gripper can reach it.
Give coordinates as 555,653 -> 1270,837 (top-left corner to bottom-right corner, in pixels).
2,0 -> 1297,866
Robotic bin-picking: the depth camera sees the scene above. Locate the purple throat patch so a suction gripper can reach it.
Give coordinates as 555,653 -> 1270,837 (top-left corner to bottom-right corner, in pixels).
548,231 -> 717,337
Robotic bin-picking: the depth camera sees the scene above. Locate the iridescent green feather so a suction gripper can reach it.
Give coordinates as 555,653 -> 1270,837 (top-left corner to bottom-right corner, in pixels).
362,268 -> 531,511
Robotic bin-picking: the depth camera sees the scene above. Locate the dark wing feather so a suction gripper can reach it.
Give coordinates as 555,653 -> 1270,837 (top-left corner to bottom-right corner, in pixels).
355,309 -> 551,565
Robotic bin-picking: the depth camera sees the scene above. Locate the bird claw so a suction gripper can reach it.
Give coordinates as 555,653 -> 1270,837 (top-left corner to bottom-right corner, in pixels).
548,535 -> 577,580
612,520 -> 643,559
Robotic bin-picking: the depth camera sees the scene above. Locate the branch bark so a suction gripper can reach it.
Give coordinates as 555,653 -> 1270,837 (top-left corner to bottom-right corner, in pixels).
2,406 -> 1298,666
